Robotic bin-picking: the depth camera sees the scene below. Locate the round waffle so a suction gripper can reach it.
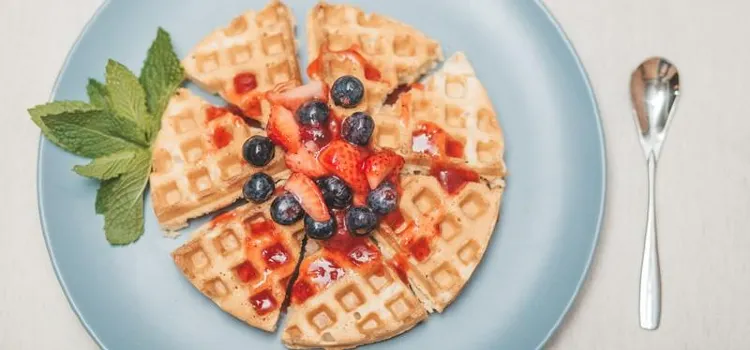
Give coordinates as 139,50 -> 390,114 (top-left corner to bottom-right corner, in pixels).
167,1 -> 507,349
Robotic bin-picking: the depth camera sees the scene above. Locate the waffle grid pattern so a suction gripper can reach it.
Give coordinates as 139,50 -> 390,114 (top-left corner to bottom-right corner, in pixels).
172,201 -> 304,332
375,175 -> 503,312
150,89 -> 288,230
307,2 -> 443,117
282,250 -> 426,349
371,52 -> 506,179
182,1 -> 301,124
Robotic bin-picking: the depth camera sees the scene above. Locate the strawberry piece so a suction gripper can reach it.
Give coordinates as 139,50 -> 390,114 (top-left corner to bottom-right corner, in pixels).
363,149 -> 405,189
267,105 -> 301,153
353,192 -> 368,207
267,80 -> 329,113
284,173 -> 331,222
285,148 -> 329,178
318,140 -> 369,193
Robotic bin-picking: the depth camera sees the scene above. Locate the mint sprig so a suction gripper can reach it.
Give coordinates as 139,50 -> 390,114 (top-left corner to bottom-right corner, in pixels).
30,28 -> 185,245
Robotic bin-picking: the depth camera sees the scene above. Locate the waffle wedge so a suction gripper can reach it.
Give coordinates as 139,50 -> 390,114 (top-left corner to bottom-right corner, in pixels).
374,174 -> 504,313
282,217 -> 426,349
150,89 -> 288,230
372,52 -> 506,179
306,1 -> 443,116
182,0 -> 301,125
172,200 -> 304,332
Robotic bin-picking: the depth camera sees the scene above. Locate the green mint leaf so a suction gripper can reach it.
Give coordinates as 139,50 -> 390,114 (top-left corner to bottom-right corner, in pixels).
94,149 -> 149,213
140,28 -> 185,138
73,151 -> 137,180
95,178 -> 113,214
39,109 -> 148,158
98,150 -> 151,245
105,59 -> 151,131
86,79 -> 110,110
29,101 -> 98,153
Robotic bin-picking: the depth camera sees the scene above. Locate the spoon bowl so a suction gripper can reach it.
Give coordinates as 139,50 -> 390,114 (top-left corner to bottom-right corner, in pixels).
630,57 -> 680,157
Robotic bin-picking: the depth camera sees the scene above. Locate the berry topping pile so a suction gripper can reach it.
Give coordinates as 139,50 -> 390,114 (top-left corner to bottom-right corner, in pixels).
238,76 -> 406,241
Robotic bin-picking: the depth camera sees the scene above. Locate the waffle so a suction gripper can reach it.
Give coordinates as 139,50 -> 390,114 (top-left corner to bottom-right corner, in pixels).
282,236 -> 427,349
372,52 -> 506,179
306,1 -> 443,117
373,174 -> 504,313
150,88 -> 288,230
172,199 -> 304,332
182,0 -> 302,125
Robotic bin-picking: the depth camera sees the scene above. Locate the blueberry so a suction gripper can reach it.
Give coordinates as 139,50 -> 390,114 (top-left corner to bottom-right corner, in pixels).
270,193 -> 304,225
331,75 -> 364,108
341,112 -> 374,146
243,173 -> 275,203
316,176 -> 353,209
304,214 -> 336,240
367,181 -> 398,215
242,135 -> 275,167
296,100 -> 330,126
345,207 -> 378,236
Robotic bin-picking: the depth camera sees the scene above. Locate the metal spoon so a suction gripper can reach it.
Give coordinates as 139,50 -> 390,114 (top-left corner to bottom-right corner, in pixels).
629,57 -> 680,330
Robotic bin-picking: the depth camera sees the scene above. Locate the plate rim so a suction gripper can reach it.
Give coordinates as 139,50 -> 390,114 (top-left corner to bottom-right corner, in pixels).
37,1 -> 113,348
533,1 -> 606,348
36,1 -> 607,349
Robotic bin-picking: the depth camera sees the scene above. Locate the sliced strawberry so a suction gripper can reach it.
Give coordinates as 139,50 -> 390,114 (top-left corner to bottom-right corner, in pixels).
353,192 -> 368,207
267,80 -> 329,113
318,140 -> 370,193
363,149 -> 405,189
285,148 -> 329,178
284,173 -> 331,222
267,105 -> 301,153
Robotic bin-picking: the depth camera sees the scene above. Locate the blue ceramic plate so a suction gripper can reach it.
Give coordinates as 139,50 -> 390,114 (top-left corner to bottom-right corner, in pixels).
38,0 -> 604,349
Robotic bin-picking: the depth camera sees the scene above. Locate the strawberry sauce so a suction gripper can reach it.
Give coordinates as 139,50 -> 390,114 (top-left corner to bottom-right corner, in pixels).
261,242 -> 291,269
211,126 -> 233,149
209,211 -> 237,228
323,211 -> 381,267
389,253 -> 410,285
235,261 -> 258,283
247,218 -> 276,237
383,210 -> 406,230
234,72 -> 258,94
307,45 -> 382,82
411,122 -> 464,158
291,279 -> 316,304
235,217 -> 296,316
205,106 -> 228,122
242,95 -> 263,119
249,289 -> 278,316
300,125 -> 333,151
429,163 -> 480,195
290,211 -> 384,305
408,237 -> 432,262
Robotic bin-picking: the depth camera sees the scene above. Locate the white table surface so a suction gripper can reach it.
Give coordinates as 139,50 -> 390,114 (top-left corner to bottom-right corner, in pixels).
2,0 -> 749,349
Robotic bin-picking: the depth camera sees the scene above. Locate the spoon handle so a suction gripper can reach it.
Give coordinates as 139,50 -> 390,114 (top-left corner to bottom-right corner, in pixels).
639,152 -> 661,330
